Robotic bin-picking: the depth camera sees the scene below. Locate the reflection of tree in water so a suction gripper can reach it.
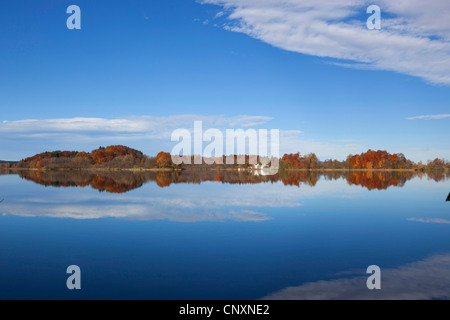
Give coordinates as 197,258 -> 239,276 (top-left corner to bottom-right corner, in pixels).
346,170 -> 418,190
425,169 -> 450,182
278,170 -> 319,187
8,169 -> 448,193
17,170 -> 148,194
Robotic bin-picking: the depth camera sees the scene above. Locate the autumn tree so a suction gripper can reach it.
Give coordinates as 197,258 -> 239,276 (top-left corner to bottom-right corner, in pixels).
426,158 -> 448,171
280,153 -> 319,170
156,151 -> 173,168
347,150 -> 413,170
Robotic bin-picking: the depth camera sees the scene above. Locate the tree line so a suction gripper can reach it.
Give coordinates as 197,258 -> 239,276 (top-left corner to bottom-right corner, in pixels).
12,145 -> 450,172
16,146 -> 172,170
280,150 -> 449,171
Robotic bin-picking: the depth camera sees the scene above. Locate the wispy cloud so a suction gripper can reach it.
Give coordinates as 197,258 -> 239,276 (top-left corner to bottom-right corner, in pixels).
0,115 -> 273,138
407,114 -> 450,120
2,114 -> 447,162
199,0 -> 450,85
0,115 -> 366,161
334,139 -> 359,143
0,115 -> 275,159
408,218 -> 450,225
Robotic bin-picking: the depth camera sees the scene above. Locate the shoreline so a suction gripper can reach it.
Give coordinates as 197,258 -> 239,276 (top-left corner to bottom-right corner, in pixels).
11,167 -> 180,172
280,168 -> 419,172
5,167 -> 438,173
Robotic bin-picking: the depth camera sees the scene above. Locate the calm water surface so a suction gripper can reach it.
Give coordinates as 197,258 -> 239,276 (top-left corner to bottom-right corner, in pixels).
0,171 -> 449,299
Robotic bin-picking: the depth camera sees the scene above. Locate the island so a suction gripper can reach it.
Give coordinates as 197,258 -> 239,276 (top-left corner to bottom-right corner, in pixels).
4,145 -> 448,173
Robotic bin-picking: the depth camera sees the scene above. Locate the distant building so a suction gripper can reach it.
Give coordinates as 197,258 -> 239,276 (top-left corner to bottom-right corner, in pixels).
253,163 -> 268,170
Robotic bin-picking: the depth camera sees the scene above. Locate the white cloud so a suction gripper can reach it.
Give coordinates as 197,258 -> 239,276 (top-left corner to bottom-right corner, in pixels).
1,115 -> 446,162
228,115 -> 274,127
408,218 -> 450,225
0,115 -> 275,148
1,117 -> 148,133
215,11 -> 225,18
0,115 -> 276,159
0,115 -> 365,161
0,115 -> 273,137
199,0 -> 450,85
407,114 -> 450,120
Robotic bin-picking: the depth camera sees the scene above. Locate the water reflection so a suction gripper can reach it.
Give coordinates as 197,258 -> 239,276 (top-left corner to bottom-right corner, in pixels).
262,252 -> 450,300
2,169 -> 447,193
0,167 -> 449,299
0,172 -> 307,221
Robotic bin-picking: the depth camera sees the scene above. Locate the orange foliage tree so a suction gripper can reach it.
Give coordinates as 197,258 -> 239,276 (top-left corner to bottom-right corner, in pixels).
156,152 -> 173,168
280,153 -> 319,170
347,150 -> 412,169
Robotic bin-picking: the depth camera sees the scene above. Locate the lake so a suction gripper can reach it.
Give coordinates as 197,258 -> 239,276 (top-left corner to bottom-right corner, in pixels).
0,170 -> 449,299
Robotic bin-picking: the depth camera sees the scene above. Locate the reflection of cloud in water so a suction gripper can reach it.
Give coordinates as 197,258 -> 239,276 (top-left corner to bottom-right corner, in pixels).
0,183 -> 306,221
1,203 -> 270,222
408,218 -> 450,225
0,178 -> 363,221
262,253 -> 450,300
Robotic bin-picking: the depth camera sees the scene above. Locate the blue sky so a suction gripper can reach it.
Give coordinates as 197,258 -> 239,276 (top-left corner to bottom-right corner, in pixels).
0,0 -> 449,161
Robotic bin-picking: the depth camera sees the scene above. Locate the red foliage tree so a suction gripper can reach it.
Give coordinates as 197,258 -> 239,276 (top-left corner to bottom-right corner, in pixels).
347,150 -> 409,169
